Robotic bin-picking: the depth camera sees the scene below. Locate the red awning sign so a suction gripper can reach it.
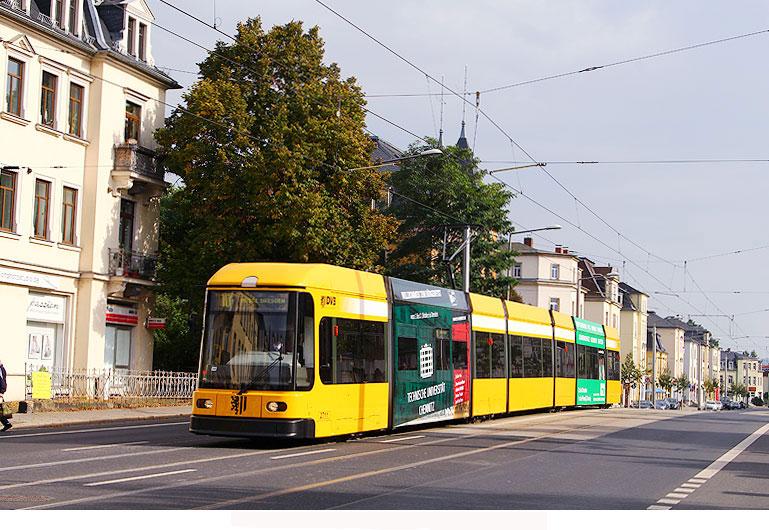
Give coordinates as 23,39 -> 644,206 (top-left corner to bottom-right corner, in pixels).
147,318 -> 166,329
106,305 -> 138,326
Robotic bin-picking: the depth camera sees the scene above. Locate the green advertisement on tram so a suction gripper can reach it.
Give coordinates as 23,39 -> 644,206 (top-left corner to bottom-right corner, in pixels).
574,317 -> 606,405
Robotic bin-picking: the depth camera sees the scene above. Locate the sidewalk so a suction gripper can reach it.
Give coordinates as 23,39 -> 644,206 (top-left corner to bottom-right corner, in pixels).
2,405 -> 192,431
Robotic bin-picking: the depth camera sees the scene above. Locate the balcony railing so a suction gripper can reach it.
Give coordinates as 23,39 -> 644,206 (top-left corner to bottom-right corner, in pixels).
109,248 -> 158,281
113,143 -> 165,181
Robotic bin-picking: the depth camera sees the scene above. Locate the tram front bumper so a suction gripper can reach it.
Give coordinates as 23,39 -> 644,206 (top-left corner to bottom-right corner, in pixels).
190,415 -> 315,439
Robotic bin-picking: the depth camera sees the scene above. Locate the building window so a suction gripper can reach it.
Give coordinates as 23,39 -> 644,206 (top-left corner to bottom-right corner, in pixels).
125,101 -> 140,142
127,17 -> 136,56
551,264 -> 560,280
68,0 -> 78,34
513,263 -> 521,278
61,186 -> 77,244
119,199 -> 134,252
68,83 -> 83,136
549,298 -> 560,312
612,314 -> 617,329
0,170 -> 16,232
33,179 -> 50,239
54,0 -> 64,28
138,23 -> 147,61
41,72 -> 57,127
6,58 -> 24,116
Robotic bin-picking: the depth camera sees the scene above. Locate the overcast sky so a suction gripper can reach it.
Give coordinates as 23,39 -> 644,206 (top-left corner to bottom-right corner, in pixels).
147,0 -> 769,357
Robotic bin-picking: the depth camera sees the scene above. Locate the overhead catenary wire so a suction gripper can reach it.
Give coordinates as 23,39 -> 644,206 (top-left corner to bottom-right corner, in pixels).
158,1 -> 754,343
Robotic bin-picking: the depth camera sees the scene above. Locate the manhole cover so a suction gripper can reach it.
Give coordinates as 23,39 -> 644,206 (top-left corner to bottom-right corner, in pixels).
0,495 -> 54,502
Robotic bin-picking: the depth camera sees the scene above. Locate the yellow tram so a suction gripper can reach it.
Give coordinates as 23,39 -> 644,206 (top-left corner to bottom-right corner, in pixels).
190,263 -> 620,439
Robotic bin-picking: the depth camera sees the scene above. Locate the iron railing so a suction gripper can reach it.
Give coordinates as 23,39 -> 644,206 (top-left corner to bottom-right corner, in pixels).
113,144 -> 165,181
109,248 -> 158,281
25,366 -> 197,402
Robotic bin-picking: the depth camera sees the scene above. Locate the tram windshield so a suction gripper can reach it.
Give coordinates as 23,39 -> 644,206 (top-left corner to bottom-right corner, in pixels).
199,290 -> 314,391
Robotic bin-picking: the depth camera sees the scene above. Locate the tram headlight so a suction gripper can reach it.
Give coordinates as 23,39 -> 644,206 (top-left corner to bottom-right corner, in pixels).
266,401 -> 287,412
196,399 -> 214,409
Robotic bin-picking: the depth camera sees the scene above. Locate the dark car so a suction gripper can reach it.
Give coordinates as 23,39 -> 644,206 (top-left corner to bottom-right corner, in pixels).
635,400 -> 653,409
655,400 -> 670,410
665,398 -> 681,410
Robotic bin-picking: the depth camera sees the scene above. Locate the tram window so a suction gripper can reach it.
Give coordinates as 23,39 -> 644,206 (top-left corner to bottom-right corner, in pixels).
491,333 -> 505,378
541,338 -> 553,378
296,293 -> 314,390
398,336 -> 418,371
523,336 -> 542,378
577,344 -> 587,379
435,328 -> 451,371
556,341 -> 575,378
509,335 -> 523,378
474,331 -> 491,379
319,317 -> 387,384
452,340 -> 468,370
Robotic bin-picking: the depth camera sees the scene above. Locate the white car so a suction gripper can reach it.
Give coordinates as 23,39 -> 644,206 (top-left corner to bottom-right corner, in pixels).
705,400 -> 722,410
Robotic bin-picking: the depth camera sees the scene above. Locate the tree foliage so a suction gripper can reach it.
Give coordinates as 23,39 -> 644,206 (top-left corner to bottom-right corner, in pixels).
383,142 -> 517,297
153,18 -> 396,368
673,375 -> 689,395
657,367 -> 674,393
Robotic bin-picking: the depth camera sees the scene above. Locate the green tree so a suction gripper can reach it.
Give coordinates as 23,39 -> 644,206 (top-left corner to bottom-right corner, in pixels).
384,142 -> 517,297
704,377 -> 720,399
731,382 -> 748,401
151,293 -> 200,372
673,375 -> 690,400
657,367 -> 674,396
620,356 -> 644,407
153,18 -> 396,368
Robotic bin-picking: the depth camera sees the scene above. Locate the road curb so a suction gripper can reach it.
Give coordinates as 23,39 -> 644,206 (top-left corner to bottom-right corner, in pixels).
8,413 -> 191,431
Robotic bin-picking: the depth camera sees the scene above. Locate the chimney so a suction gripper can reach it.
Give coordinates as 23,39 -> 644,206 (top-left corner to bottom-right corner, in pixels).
523,236 -> 533,247
563,246 -> 569,255
555,245 -> 562,254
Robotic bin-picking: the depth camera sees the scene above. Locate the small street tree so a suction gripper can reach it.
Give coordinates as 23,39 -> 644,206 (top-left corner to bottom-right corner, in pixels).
620,356 -> 644,407
384,142 -> 517,297
657,367 -> 674,397
704,377 -> 720,399
673,375 -> 690,402
731,382 -> 748,402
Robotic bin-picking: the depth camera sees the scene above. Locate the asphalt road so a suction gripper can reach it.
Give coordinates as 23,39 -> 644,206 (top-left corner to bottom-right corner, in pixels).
0,407 -> 767,510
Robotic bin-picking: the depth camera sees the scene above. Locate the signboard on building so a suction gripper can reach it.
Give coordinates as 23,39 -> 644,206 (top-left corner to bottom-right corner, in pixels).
27,293 -> 66,324
106,305 -> 138,325
147,318 -> 166,329
0,266 -> 60,290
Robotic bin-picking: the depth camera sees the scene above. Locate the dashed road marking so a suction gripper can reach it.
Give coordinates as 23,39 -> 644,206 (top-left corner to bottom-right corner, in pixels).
380,435 -> 425,443
647,421 -> 769,510
270,448 -> 336,460
84,469 -> 196,487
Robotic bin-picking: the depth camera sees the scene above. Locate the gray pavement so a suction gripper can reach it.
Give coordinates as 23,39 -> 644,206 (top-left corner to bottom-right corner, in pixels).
1,404 -> 192,431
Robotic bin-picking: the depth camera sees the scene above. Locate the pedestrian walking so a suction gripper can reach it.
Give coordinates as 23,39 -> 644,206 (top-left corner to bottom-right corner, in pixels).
0,359 -> 11,432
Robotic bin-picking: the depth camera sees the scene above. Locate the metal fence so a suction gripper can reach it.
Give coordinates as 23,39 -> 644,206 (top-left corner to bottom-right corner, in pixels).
25,366 -> 198,402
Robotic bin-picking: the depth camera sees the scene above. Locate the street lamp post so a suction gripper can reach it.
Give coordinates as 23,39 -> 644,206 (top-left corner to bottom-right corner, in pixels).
348,148 -> 442,172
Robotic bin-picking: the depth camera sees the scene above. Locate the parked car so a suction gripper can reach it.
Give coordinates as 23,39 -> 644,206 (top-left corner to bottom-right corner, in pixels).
635,400 -> 653,409
665,398 -> 681,410
723,399 -> 743,410
655,400 -> 670,410
705,400 -> 722,410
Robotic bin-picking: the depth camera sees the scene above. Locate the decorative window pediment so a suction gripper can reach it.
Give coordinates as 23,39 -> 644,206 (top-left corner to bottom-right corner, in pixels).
3,34 -> 36,58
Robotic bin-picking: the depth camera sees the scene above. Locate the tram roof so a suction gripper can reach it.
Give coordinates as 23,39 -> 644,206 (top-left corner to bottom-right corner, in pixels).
207,263 -> 388,298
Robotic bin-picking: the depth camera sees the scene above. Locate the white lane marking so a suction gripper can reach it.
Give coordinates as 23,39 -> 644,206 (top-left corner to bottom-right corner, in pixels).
0,447 -> 287,492
380,435 -> 425,443
0,447 -> 187,473
666,492 -> 688,499
682,483 -> 701,488
674,487 -> 695,494
694,422 -> 769,480
647,421 -> 769,510
62,440 -> 147,452
647,505 -> 671,510
85,469 -> 196,487
0,421 -> 189,439
270,448 -> 336,460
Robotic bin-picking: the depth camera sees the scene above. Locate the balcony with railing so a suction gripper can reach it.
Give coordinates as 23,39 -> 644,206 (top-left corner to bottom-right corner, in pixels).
109,248 -> 158,282
109,143 -> 168,200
